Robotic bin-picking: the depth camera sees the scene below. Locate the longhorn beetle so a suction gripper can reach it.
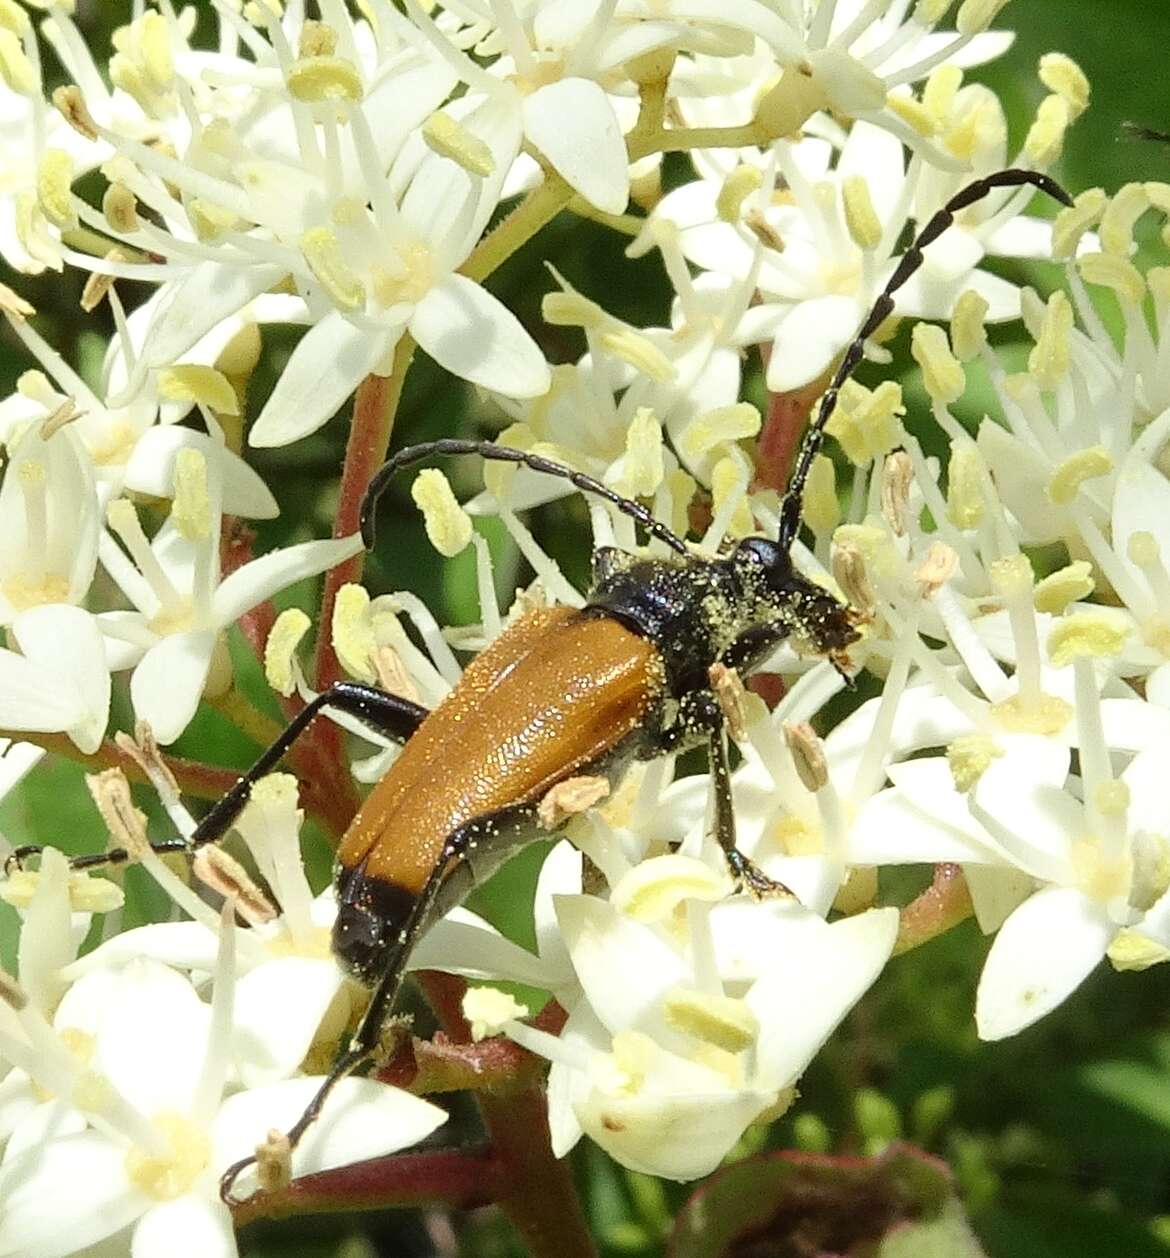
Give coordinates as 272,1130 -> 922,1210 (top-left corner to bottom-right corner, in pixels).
7,168 -> 1070,1200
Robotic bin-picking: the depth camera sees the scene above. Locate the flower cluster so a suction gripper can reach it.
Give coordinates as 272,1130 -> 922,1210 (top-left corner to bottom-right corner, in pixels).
0,0 -> 1163,1254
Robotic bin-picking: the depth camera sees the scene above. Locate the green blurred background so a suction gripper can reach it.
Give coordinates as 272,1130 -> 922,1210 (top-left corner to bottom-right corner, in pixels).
5,1 -> 1170,1254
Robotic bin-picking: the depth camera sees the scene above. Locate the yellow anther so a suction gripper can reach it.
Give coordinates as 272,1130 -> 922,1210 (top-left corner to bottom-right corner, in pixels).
412,468 -> 473,558
1024,94 -> 1070,166
1100,183 -> 1150,257
264,609 -> 311,698
332,583 -> 377,684
947,733 -> 1003,793
911,323 -> 965,404
0,860 -> 123,914
842,176 -> 883,249
102,183 -> 139,234
1046,446 -> 1113,505
52,84 -> 97,141
1047,611 -> 1131,665
37,150 -> 76,231
665,466 -> 696,539
188,198 -> 242,244
1128,530 -> 1161,569
0,28 -> 35,94
1108,931 -> 1170,972
483,421 -> 532,503
171,448 -> 211,542
422,112 -> 495,178
989,553 -> 1033,601
125,1112 -> 210,1201
110,12 -> 175,114
835,521 -> 897,581
598,328 -> 675,383
922,64 -> 962,124
158,366 -> 240,416
299,226 -> 364,311
1028,290 -> 1073,391
990,692 -> 1073,734
663,987 -> 759,1054
716,165 -> 762,223
1052,188 -> 1106,261
1038,52 -> 1089,119
620,407 -> 664,498
915,0 -> 953,22
956,0 -> 1011,35
949,290 -> 988,362
611,854 -> 732,922
803,453 -> 839,534
832,542 -> 875,617
1078,252 -> 1146,304
541,289 -> 605,330
286,55 -> 363,103
826,379 -> 905,466
946,447 -> 985,530
298,19 -> 338,57
1033,560 -> 1094,614
678,402 -> 762,465
885,91 -> 936,138
915,541 -> 959,596
783,721 -> 828,792
463,987 -> 528,1042
711,454 -> 754,538
1093,779 -> 1130,818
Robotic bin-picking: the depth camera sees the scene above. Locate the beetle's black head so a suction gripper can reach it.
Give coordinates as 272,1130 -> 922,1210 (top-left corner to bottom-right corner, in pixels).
332,861 -> 416,986
731,536 -> 794,593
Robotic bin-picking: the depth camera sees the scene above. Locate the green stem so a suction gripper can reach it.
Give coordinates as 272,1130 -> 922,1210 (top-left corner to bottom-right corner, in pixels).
461,172 -> 574,284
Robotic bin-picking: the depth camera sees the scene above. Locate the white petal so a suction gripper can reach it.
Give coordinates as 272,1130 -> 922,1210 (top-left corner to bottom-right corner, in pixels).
411,274 -> 550,399
748,907 -> 898,1087
124,428 -> 278,519
983,214 -> 1056,260
976,887 -> 1115,1040
132,1194 -> 234,1258
963,863 -> 1034,935
765,295 -> 862,393
211,535 -> 363,628
248,313 -> 398,448
0,1132 -> 148,1258
18,847 -> 74,1011
211,1077 -> 446,1187
96,959 -> 210,1116
523,79 -> 628,215
233,958 -> 344,1087
130,631 -> 216,745
2,1095 -> 86,1163
411,909 -> 552,987
64,922 -> 222,980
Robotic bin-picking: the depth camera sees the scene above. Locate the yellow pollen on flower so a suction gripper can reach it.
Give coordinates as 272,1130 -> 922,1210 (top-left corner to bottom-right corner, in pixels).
1028,290 -> 1073,391
826,379 -> 906,466
1142,615 -> 1170,657
604,1030 -> 657,1094
1078,252 -> 1146,304
911,324 -> 965,404
157,365 -> 239,416
371,240 -> 433,308
678,403 -> 762,466
990,692 -> 1073,734
463,986 -> 528,1042
1128,530 -> 1161,569
171,447 -> 210,542
598,328 -> 675,383
804,454 -> 839,534
1069,839 -> 1131,905
947,733 -> 1004,793
286,55 -> 363,103
1093,779 -> 1130,818
264,607 -> 311,697
1047,611 -> 1131,666
711,455 -> 754,538
1034,560 -> 1095,614
922,64 -> 962,123
110,12 -> 175,115
768,813 -> 822,856
298,19 -> 338,57
37,150 -> 76,231
422,112 -> 495,178
885,90 -> 936,138
1039,53 -> 1090,119
1052,188 -> 1106,260
0,865 -> 123,913
300,226 -> 365,311
1046,446 -> 1113,505
188,197 -> 242,243
620,407 -> 664,498
946,447 -> 985,530
842,176 -> 883,249
102,182 -> 139,234
331,583 -> 377,684
412,468 -> 473,557
611,854 -> 732,922
717,165 -> 762,223
125,1112 -> 211,1201
663,986 -> 758,1054
666,466 -> 697,539
1100,183 -> 1150,256
956,0 -> 1011,36
1024,94 -> 1070,165
950,290 -> 989,361
0,28 -> 35,94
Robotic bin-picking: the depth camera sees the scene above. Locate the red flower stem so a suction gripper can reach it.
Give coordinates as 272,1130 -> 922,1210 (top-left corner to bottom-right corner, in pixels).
754,372 -> 831,494
229,1145 -> 505,1227
418,972 -> 598,1258
893,863 -> 973,955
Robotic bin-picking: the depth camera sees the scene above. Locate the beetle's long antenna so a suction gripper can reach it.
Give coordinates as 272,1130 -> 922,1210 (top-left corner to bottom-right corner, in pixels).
776,168 -> 1073,550
361,438 -> 691,556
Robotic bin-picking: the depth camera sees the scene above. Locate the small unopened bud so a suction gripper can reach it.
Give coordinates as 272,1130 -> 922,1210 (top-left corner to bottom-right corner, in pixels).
256,1129 -> 292,1194
538,775 -> 609,830
783,721 -> 828,792
880,450 -> 913,537
914,542 -> 959,597
192,847 -> 277,925
53,84 -> 98,140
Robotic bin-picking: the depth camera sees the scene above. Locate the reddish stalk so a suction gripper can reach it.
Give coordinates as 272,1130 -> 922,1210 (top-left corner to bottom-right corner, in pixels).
754,372 -> 831,494
893,863 -> 973,955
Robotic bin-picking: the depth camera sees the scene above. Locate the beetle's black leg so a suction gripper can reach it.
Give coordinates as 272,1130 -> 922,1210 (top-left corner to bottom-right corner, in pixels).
4,838 -> 191,876
188,682 -> 428,850
723,624 -> 789,675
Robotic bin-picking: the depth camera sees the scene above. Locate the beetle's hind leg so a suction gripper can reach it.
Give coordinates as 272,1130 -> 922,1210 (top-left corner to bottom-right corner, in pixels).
4,837 -> 191,877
